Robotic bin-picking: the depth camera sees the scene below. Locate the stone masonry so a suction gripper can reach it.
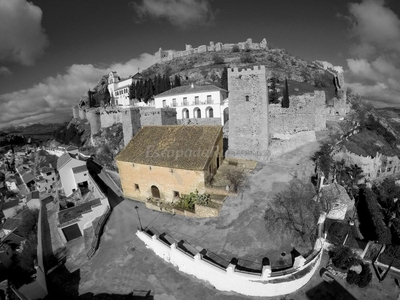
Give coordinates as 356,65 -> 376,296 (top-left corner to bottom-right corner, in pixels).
226,66 -> 270,162
121,107 -> 177,146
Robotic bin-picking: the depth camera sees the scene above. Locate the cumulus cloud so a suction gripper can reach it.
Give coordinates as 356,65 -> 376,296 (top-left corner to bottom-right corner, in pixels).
0,0 -> 49,66
0,66 -> 12,76
344,0 -> 400,107
130,0 -> 215,28
0,53 -> 154,128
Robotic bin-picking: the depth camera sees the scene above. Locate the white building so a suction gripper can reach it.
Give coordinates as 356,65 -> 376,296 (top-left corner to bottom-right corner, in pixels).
57,153 -> 90,197
107,71 -> 143,107
154,84 -> 228,125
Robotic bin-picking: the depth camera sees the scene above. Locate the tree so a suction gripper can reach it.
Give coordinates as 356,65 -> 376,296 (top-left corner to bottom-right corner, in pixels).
329,245 -> 359,271
240,52 -> 254,64
312,142 -> 333,179
281,78 -> 289,108
220,67 -> 228,91
17,209 -> 39,239
222,166 -> 248,193
173,75 -> 181,87
346,263 -> 372,288
269,77 -> 280,104
264,180 -> 327,247
212,54 -> 224,65
232,45 -> 240,53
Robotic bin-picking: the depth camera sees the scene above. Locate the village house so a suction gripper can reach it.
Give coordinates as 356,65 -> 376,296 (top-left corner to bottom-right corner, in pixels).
107,71 -> 143,107
116,125 -> 223,203
0,199 -> 22,219
57,153 -> 90,197
153,84 -> 228,125
26,191 -> 40,209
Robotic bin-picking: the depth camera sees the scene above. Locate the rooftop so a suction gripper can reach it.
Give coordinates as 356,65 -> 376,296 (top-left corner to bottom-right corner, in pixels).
72,165 -> 88,174
1,215 -> 22,231
116,125 -> 222,171
40,166 -> 54,174
21,172 -> 35,184
58,198 -> 101,225
154,84 -> 227,98
1,199 -> 20,210
27,191 -> 40,201
57,153 -> 73,170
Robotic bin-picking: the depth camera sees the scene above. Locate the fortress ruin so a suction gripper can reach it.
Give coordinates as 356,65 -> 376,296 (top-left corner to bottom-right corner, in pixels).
154,38 -> 268,64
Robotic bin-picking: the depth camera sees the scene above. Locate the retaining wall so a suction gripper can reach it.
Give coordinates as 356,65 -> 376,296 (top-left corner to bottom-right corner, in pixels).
136,230 -> 323,297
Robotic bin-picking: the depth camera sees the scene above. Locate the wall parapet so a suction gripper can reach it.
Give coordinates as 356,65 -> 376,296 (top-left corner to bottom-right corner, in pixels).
136,229 -> 323,297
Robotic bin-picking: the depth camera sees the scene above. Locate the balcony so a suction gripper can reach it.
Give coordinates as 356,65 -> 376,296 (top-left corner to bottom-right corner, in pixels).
170,99 -> 216,107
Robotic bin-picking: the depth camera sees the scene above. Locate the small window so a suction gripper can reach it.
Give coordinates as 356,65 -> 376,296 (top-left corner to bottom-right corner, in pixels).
135,184 -> 139,190
173,191 -> 180,198
84,173 -> 87,176
52,177 -> 55,181
245,95 -> 249,101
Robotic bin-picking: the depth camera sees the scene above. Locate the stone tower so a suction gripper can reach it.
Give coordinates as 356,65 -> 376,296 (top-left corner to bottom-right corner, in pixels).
72,106 -> 79,119
121,107 -> 177,146
226,66 -> 270,162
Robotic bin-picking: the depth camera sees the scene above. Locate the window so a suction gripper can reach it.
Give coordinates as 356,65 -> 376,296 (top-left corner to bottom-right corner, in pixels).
162,100 -> 167,107
46,179 -> 48,183
173,191 -> 180,198
172,98 -> 177,107
84,173 -> 87,176
195,96 -> 199,105
52,177 -> 55,181
46,172 -> 52,176
183,97 -> 188,106
207,95 -> 212,104
135,184 -> 139,190
245,95 -> 249,101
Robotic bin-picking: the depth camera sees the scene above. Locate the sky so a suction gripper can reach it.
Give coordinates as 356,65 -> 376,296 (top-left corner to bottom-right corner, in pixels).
1,0 -> 400,128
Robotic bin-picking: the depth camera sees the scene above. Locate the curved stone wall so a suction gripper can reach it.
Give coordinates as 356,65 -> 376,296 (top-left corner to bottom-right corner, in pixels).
136,230 -> 324,297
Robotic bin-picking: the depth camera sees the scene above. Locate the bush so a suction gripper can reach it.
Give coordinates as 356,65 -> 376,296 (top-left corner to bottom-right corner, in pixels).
240,52 -> 255,64
174,190 -> 211,211
329,245 -> 358,271
346,263 -> 372,288
232,45 -> 240,53
212,54 -> 224,64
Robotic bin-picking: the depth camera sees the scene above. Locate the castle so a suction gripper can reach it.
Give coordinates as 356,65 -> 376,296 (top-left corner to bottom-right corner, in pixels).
154,38 -> 268,64
72,62 -> 349,162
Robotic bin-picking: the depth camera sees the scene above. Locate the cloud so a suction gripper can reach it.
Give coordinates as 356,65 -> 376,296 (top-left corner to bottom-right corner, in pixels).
0,53 -> 154,128
0,0 -> 49,65
0,66 -> 12,76
344,0 -> 400,107
130,0 -> 215,28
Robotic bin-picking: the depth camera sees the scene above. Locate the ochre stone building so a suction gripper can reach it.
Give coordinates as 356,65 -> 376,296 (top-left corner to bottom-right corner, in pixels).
116,125 -> 223,202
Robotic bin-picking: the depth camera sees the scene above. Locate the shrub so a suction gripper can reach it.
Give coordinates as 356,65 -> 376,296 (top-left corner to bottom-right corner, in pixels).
232,45 -> 240,53
240,52 -> 254,64
212,54 -> 224,64
174,190 -> 211,211
346,263 -> 372,288
329,245 -> 358,271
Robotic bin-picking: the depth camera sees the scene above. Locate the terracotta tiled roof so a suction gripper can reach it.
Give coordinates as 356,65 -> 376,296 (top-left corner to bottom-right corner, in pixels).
27,191 -> 40,201
1,216 -> 22,231
58,198 -> 101,225
1,199 -> 20,210
21,172 -> 35,184
2,232 -> 24,246
40,166 -> 53,174
116,125 -> 222,171
154,84 -> 227,98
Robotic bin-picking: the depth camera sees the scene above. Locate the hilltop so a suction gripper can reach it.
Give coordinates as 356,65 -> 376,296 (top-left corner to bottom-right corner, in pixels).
142,48 -> 337,100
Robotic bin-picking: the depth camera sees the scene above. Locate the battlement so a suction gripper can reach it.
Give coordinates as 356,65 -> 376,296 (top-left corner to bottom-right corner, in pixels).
229,65 -> 266,76
154,38 -> 268,65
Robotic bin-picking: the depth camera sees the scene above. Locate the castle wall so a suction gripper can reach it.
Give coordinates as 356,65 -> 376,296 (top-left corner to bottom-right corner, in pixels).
78,108 -> 86,120
226,66 -> 270,162
86,111 -> 101,135
178,118 -> 221,125
72,106 -> 79,119
154,38 -> 268,64
269,91 -> 327,134
121,107 -> 177,146
100,107 -> 122,128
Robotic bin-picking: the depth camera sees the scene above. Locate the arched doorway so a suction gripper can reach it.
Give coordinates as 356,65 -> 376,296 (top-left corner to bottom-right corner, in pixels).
182,108 -> 189,119
223,107 -> 229,124
194,107 -> 201,118
206,106 -> 214,118
151,185 -> 160,198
